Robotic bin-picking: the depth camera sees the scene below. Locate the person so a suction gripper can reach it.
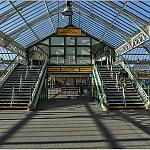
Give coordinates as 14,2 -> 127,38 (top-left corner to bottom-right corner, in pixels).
118,69 -> 128,89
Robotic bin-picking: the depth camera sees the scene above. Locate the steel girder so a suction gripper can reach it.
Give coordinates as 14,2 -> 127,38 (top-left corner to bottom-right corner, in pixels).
143,44 -> 150,55
103,1 -> 149,40
115,26 -> 150,56
0,31 -> 26,57
99,2 -> 129,43
0,1 -> 36,25
101,1 -> 150,56
9,1 -> 41,41
44,1 -> 55,32
72,3 -> 130,39
102,1 -> 149,26
8,4 -> 65,40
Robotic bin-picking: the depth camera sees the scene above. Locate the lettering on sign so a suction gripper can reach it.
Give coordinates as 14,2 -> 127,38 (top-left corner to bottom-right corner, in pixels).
80,68 -> 92,72
57,28 -> 81,36
136,73 -> 150,78
48,68 -> 60,72
61,67 -> 79,72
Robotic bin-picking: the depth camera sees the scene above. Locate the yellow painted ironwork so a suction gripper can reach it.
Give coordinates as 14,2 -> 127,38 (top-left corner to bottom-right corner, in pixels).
48,68 -> 60,72
48,67 -> 92,73
57,28 -> 81,36
80,67 -> 92,72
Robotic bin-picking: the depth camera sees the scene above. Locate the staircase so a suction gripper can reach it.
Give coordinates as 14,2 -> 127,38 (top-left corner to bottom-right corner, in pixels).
97,65 -> 145,109
0,64 -> 41,109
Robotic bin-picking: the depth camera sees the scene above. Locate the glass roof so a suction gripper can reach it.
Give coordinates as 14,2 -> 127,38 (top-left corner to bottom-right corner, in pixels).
0,0 -> 149,65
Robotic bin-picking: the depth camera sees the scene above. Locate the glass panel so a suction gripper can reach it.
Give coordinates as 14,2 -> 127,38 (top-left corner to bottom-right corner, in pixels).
50,56 -> 64,64
66,47 -> 75,63
51,37 -> 64,45
66,47 -> 75,55
41,39 -> 49,45
77,56 -> 91,64
77,47 -> 90,55
51,47 -> 64,55
66,37 -> 75,45
92,39 -> 99,46
77,37 -> 90,45
66,55 -> 75,60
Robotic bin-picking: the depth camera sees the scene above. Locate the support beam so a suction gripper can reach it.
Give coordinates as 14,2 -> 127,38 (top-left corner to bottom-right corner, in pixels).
0,31 -> 26,57
72,3 -> 130,39
102,1 -> 149,40
0,1 -> 35,25
44,1 -> 55,32
115,26 -> 150,56
143,46 -> 150,55
102,1 -> 148,26
10,1 -> 41,41
9,4 -> 65,39
99,2 -> 131,46
127,60 -> 150,65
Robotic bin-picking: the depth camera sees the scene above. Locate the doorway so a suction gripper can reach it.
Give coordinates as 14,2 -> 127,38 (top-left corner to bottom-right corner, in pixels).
48,74 -> 92,99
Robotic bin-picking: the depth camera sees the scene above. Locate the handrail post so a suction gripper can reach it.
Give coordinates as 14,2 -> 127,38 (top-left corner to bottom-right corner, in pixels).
93,65 -> 108,111
10,85 -> 15,107
30,58 -> 33,69
19,74 -> 23,92
25,65 -> 28,79
117,58 -> 149,107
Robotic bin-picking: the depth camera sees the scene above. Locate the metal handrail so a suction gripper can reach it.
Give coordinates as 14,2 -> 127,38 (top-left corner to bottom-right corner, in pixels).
116,58 -> 149,104
28,55 -> 47,109
93,64 -> 107,109
10,84 -> 15,107
10,81 -> 17,107
0,55 -> 18,78
19,65 -> 27,91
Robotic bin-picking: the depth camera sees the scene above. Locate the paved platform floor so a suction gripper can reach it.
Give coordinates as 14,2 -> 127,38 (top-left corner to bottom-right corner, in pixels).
0,96 -> 150,149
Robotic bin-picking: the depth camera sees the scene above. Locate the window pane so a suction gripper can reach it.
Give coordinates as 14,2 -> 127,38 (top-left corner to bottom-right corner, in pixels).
66,47 -> 75,55
51,47 -> 64,55
41,39 -> 49,45
77,56 -> 91,64
77,47 -> 90,55
50,56 -> 64,64
66,37 -> 75,45
92,38 -> 99,46
77,37 -> 90,45
51,37 -> 64,45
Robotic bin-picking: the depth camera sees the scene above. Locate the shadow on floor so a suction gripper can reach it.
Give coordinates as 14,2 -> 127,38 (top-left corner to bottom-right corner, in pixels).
37,96 -> 93,110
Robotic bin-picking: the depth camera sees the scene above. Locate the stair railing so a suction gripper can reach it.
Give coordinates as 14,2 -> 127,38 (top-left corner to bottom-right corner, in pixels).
30,58 -> 33,69
19,65 -> 27,91
93,64 -> 108,110
0,55 -> 19,88
10,81 -> 17,107
25,65 -> 28,79
28,56 -> 47,110
116,58 -> 149,106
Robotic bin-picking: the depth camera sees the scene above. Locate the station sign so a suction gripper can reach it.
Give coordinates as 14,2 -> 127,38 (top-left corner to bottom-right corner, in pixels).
80,67 -> 92,72
136,73 -> 150,78
57,28 -> 81,36
48,67 -> 92,73
61,67 -> 79,72
48,68 -> 60,72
